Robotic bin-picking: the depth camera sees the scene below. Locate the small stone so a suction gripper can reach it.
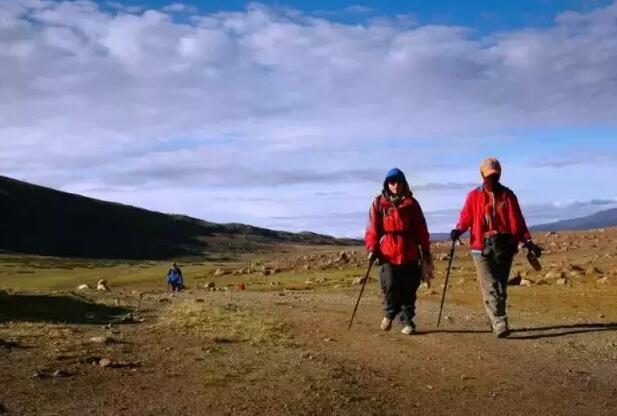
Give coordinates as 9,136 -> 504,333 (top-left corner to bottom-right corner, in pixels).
352,277 -> 364,285
99,358 -> 112,368
77,284 -> 90,291
89,336 -> 112,344
597,277 -> 609,285
53,369 -> 71,378
545,271 -> 565,280
520,278 -> 535,287
96,279 -> 109,291
301,352 -> 311,359
460,375 -> 473,380
214,269 -> 226,276
556,278 -> 567,285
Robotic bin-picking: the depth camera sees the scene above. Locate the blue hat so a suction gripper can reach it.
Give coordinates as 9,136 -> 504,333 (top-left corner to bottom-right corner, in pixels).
385,167 -> 404,180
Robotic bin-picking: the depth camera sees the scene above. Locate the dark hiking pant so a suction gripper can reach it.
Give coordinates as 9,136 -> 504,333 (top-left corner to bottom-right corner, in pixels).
472,251 -> 514,329
379,262 -> 422,326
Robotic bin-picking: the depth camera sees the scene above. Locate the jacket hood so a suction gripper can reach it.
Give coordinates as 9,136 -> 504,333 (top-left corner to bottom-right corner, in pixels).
383,167 -> 412,197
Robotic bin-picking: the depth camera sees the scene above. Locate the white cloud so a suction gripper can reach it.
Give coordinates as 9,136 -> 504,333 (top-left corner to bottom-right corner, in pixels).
1,1 -> 617,235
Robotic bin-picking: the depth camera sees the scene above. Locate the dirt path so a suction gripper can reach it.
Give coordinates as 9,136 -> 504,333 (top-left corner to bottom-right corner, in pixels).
2,285 -> 617,415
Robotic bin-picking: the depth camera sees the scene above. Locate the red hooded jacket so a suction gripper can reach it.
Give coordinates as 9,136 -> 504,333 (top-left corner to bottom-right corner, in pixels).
456,184 -> 531,251
365,194 -> 431,265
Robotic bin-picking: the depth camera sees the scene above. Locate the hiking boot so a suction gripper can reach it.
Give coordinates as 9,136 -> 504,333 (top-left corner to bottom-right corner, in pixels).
380,317 -> 392,331
494,321 -> 510,338
401,322 -> 416,335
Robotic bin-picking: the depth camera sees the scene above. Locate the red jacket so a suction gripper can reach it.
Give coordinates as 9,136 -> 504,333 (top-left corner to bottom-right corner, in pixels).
456,185 -> 531,251
365,194 -> 431,265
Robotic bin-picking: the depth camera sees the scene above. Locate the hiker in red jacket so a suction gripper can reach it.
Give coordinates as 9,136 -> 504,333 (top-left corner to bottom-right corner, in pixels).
450,158 -> 542,338
365,168 -> 434,335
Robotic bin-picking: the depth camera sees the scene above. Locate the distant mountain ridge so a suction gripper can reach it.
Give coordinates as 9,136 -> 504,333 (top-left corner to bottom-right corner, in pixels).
0,176 -> 357,259
530,207 -> 617,232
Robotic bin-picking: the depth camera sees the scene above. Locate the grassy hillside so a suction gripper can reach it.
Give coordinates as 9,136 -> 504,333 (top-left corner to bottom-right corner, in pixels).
530,208 -> 617,231
0,176 -> 356,259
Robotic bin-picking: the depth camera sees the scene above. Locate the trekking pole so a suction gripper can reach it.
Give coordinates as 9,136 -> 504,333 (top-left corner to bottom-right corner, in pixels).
347,257 -> 376,330
437,239 -> 457,327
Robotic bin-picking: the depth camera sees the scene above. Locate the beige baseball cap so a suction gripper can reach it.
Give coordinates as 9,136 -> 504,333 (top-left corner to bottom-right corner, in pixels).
480,157 -> 501,177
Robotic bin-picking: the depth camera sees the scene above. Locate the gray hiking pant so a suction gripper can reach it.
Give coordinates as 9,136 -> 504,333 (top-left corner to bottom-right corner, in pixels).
379,262 -> 422,326
472,251 -> 514,328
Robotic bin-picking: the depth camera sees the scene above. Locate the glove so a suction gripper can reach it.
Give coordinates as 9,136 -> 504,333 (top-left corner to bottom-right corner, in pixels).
450,229 -> 462,241
367,250 -> 378,262
524,240 -> 542,258
421,258 -> 435,288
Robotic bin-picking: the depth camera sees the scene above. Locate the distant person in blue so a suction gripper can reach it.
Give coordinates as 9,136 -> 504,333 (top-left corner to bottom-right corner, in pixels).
167,262 -> 184,292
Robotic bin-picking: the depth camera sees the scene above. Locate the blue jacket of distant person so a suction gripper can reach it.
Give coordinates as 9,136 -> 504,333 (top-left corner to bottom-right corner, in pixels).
167,267 -> 183,285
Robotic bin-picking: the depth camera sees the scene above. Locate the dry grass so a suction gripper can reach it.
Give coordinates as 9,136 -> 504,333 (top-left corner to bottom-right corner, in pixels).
159,300 -> 295,347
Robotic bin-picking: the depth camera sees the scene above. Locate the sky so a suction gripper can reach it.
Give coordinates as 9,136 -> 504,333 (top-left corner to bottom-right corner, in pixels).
1,0 -> 617,238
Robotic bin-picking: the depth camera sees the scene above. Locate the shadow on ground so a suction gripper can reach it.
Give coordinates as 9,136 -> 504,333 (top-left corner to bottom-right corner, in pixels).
0,293 -> 132,324
509,322 -> 617,340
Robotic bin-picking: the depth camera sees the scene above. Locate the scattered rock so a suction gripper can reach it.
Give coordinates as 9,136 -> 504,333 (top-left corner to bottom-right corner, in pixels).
204,282 -> 216,289
569,271 -> 584,278
597,277 -> 610,285
586,267 -> 603,276
556,277 -> 567,285
77,284 -> 90,291
53,369 -> 71,378
545,270 -> 565,280
89,336 -> 112,344
96,279 -> 109,291
214,269 -> 226,276
32,370 -> 50,379
339,251 -> 349,262
352,277 -> 365,285
99,358 -> 112,368
520,278 -> 535,287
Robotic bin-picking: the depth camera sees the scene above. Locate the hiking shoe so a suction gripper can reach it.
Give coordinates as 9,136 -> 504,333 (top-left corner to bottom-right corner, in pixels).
401,325 -> 416,335
380,317 -> 393,331
494,321 -> 510,338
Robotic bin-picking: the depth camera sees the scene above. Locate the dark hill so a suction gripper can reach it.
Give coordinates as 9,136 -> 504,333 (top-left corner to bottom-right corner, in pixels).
530,208 -> 617,231
0,176 -> 357,259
